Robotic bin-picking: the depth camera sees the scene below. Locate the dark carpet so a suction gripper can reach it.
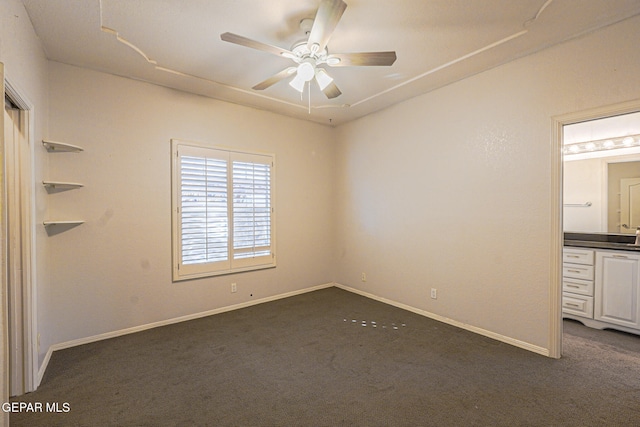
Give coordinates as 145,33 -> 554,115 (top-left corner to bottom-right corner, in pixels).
10,287 -> 640,426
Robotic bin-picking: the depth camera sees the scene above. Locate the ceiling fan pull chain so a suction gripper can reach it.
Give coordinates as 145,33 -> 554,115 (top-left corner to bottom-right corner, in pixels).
308,82 -> 311,114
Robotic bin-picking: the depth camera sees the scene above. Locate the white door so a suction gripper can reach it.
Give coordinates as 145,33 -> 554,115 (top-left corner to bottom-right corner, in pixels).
620,177 -> 640,233
4,103 -> 25,396
3,74 -> 36,398
594,251 -> 640,329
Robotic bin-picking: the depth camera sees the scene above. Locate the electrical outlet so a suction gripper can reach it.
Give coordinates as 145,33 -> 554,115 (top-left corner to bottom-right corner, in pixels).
361,272 -> 367,282
430,288 -> 437,299
231,283 -> 237,293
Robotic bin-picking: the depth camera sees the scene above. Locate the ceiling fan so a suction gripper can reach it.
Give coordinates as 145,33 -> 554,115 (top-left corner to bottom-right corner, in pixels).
220,0 -> 397,99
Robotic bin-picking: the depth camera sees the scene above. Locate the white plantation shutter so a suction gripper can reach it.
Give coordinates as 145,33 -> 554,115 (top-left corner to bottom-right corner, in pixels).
172,140 -> 275,280
232,154 -> 273,267
180,153 -> 229,264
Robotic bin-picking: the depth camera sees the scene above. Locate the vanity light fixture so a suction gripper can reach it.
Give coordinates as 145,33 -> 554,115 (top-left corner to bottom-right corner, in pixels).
563,133 -> 640,156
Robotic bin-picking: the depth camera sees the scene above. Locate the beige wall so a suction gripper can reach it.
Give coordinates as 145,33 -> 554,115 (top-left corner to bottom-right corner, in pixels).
45,62 -> 336,361
334,15 -> 640,351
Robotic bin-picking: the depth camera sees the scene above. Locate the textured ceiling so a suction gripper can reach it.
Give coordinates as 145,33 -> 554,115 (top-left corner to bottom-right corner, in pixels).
21,0 -> 640,126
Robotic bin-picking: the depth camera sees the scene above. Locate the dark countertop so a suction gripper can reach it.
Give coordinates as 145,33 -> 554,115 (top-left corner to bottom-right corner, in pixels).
564,240 -> 640,252
564,232 -> 640,252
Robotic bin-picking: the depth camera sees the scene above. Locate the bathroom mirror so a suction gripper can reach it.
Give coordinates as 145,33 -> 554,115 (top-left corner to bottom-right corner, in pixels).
564,155 -> 640,234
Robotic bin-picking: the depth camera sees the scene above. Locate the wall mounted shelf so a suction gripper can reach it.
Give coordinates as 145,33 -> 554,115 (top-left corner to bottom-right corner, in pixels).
43,220 -> 84,226
43,181 -> 84,193
43,220 -> 84,236
42,140 -> 84,153
43,139 -> 85,235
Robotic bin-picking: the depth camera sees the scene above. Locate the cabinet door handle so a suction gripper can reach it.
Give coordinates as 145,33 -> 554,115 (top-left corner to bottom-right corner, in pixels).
567,269 -> 582,274
612,255 -> 628,259
566,284 -> 580,288
565,303 -> 580,308
567,255 -> 580,258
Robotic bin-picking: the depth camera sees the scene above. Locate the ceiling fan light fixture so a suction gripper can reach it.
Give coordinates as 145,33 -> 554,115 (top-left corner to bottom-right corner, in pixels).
297,60 -> 316,82
326,56 -> 341,66
315,68 -> 334,90
289,73 -> 307,92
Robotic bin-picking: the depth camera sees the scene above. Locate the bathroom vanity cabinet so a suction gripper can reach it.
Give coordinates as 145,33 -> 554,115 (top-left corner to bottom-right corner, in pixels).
563,246 -> 640,335
562,248 -> 595,319
594,250 -> 640,329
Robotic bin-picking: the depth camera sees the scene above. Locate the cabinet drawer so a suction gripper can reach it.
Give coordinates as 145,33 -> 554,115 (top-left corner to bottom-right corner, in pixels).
562,277 -> 594,296
562,293 -> 594,318
563,264 -> 594,281
563,248 -> 594,266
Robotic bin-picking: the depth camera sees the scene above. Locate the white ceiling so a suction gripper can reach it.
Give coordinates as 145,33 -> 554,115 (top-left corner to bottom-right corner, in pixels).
21,0 -> 640,126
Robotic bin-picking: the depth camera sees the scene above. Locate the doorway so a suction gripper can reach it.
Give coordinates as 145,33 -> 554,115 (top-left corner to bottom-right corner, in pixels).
555,100 -> 640,356
563,111 -> 640,235
2,74 -> 37,396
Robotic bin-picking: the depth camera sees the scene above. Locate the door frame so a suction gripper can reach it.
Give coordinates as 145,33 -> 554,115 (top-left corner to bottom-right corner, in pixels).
551,98 -> 640,357
2,68 -> 38,395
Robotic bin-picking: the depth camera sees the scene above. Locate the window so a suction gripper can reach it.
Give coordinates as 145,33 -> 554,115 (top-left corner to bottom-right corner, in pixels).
172,140 -> 275,280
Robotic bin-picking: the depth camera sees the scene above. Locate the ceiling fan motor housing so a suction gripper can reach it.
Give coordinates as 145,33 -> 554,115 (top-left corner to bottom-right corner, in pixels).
291,40 -> 329,64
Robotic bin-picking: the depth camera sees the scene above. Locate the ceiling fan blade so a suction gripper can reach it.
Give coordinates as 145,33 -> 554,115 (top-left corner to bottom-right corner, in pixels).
221,32 -> 294,58
252,67 -> 297,90
328,51 -> 397,67
307,0 -> 347,53
322,81 -> 342,99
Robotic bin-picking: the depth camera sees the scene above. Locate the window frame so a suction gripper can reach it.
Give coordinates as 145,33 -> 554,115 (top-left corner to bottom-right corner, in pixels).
171,139 -> 276,281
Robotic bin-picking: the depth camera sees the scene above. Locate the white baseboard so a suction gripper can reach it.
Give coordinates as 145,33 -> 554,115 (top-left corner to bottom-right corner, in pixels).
37,347 -> 54,388
334,283 -> 550,357
37,282 -> 334,385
